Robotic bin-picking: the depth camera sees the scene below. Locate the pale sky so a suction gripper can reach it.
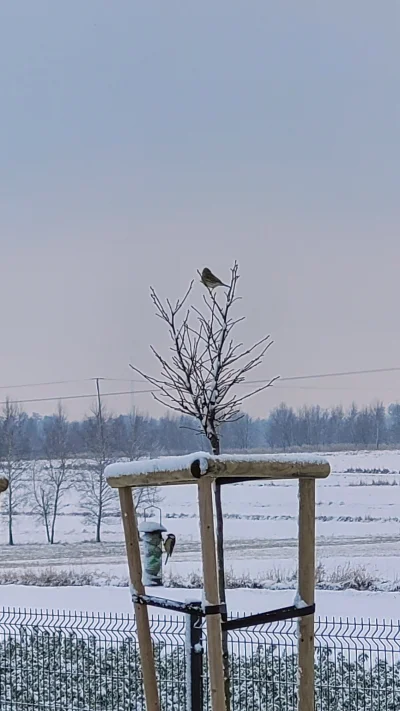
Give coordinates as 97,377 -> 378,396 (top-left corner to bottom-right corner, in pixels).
0,2 -> 399,419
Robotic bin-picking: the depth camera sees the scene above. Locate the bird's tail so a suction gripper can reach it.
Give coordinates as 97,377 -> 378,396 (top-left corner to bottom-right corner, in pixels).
164,554 -> 170,566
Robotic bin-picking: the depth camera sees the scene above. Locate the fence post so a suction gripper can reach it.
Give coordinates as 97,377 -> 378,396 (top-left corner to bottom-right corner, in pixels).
185,601 -> 204,711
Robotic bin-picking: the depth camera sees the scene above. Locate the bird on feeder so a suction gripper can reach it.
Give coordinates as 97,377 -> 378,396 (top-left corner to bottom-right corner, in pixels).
164,533 -> 176,564
200,267 -> 229,290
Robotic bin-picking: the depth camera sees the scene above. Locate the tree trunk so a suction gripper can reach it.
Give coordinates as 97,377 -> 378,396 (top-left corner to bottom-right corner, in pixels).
50,486 -> 60,544
44,512 -> 51,544
8,487 -> 13,546
96,503 -> 102,543
8,518 -> 13,546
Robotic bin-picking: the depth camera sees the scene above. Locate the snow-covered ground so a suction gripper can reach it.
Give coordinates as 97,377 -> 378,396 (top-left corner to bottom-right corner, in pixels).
1,451 -> 398,711
0,583 -> 398,623
1,450 -> 400,597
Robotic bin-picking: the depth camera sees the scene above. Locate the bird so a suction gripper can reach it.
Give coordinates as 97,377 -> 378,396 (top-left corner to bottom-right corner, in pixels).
163,533 -> 176,565
200,267 -> 229,290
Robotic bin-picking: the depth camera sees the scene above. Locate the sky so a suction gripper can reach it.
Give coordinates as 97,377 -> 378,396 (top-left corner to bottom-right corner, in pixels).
0,2 -> 399,420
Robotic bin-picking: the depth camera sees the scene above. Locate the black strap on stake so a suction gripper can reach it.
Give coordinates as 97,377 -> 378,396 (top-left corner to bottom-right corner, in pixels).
222,604 -> 315,632
204,603 -> 227,617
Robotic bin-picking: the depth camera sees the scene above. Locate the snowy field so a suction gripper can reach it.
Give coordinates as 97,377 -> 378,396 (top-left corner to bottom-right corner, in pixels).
1,450 -> 400,606
2,446 -> 397,711
0,583 -> 399,623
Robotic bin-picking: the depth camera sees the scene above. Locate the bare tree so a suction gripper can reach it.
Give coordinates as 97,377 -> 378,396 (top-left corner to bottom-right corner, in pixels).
267,403 -> 296,450
222,412 -> 253,451
371,400 -> 386,450
110,410 -> 163,514
131,261 -> 277,709
0,399 -> 30,545
131,262 -> 276,452
125,410 -> 146,460
32,402 -> 71,544
124,409 -> 163,514
79,384 -> 117,543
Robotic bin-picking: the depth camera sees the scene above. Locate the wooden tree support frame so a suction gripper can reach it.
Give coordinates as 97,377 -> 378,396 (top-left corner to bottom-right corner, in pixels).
106,453 -> 330,711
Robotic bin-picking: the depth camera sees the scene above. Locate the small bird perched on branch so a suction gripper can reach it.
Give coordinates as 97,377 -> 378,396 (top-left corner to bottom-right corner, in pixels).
200,267 -> 229,290
164,533 -> 176,565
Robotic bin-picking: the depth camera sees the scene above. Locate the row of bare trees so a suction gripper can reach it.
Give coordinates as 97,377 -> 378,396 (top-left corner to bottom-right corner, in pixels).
0,399 -> 159,546
266,401 -> 392,450
0,400 -> 29,546
2,397 -> 396,546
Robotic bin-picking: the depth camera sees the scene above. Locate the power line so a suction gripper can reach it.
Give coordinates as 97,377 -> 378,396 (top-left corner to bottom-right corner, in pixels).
0,365 -> 399,394
278,366 -> 400,383
101,366 -> 400,386
1,383 -> 399,408
0,389 -> 153,407
0,378 -> 91,391
274,385 -> 398,391
0,365 -> 399,407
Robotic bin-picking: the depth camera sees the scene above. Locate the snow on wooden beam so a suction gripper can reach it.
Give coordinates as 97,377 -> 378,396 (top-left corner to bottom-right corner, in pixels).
106,452 -> 330,489
0,478 -> 8,493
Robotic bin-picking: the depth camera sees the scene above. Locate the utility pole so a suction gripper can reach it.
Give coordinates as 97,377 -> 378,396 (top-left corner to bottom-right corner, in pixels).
93,377 -> 107,466
94,378 -> 105,447
92,377 -> 106,543
130,353 -> 135,413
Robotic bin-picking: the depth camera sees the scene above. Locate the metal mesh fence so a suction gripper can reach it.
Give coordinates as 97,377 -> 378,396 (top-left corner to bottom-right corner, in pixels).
0,607 -> 399,710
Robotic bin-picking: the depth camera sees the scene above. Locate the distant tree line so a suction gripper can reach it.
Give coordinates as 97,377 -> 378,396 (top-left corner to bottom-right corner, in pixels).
0,397 -> 399,545
1,398 -> 400,461
266,401 -> 396,451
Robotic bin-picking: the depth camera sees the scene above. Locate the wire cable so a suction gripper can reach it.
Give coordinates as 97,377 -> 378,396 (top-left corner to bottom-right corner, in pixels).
0,366 -> 399,406
101,366 -> 400,386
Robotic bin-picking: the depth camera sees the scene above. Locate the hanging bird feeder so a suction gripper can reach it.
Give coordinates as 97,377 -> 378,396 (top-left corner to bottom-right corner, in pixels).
138,506 -> 167,586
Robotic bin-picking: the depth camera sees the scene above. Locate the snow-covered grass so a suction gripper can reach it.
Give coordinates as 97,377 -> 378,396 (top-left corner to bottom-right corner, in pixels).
2,561 -> 399,594
1,583 -> 400,623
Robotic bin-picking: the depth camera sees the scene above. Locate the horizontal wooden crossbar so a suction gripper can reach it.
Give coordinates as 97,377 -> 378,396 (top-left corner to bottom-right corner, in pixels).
106,454 -> 330,488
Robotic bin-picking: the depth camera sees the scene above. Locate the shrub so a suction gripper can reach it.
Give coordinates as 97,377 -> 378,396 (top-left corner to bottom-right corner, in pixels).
0,628 -> 399,710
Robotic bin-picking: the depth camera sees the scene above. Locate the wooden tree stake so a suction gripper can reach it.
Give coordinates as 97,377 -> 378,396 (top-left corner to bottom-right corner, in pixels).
198,476 -> 227,711
119,486 -> 160,711
298,478 -> 316,711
